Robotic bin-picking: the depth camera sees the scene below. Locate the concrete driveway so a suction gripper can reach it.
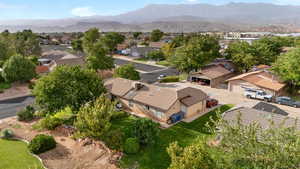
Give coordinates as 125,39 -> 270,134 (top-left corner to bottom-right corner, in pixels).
168,82 -> 300,119
114,58 -> 165,73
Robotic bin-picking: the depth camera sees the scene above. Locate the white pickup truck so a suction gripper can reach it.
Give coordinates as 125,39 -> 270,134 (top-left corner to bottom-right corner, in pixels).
244,89 -> 273,102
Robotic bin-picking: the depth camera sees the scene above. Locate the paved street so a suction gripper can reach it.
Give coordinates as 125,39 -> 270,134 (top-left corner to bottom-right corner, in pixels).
0,96 -> 35,119
114,58 -> 165,72
141,68 -> 179,83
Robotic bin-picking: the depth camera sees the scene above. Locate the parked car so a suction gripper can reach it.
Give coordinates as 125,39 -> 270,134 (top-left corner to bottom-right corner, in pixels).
167,112 -> 185,124
275,96 -> 300,108
206,98 -> 218,108
244,89 -> 273,102
157,74 -> 166,80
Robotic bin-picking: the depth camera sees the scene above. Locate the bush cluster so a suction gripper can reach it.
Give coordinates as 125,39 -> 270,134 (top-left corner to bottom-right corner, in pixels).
17,106 -> 35,121
0,129 -> 14,139
39,116 -> 63,130
160,76 -> 180,83
124,138 -> 140,154
28,134 -> 56,154
103,129 -> 124,150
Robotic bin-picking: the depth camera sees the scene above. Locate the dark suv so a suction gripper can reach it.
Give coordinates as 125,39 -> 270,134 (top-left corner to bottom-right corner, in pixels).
275,96 -> 300,108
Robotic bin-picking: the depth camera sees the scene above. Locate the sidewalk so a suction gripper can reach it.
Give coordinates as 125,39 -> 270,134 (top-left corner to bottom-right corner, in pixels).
113,55 -> 167,68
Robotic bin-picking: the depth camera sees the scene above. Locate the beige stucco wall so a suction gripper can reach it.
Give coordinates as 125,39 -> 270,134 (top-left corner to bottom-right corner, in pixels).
185,101 -> 207,118
228,80 -> 282,96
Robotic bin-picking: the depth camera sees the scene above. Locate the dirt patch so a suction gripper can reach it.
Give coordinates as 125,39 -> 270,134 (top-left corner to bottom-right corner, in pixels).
0,117 -> 120,169
0,83 -> 30,100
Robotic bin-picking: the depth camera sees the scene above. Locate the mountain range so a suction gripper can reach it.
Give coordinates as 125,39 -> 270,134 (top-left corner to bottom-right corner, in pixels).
1,3 -> 300,33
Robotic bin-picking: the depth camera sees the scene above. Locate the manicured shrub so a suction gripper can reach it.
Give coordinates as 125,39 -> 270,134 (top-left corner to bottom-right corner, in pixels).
133,118 -> 160,145
124,138 -> 140,154
39,116 -> 63,130
160,76 -> 180,83
0,129 -> 14,139
28,134 -> 56,154
104,129 -> 124,150
17,106 -> 35,121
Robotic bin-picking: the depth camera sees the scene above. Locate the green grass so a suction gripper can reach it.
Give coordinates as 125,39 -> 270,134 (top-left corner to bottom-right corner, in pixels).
134,58 -> 149,62
113,104 -> 234,169
0,82 -> 11,92
179,73 -> 189,81
156,60 -> 171,67
0,139 -> 44,169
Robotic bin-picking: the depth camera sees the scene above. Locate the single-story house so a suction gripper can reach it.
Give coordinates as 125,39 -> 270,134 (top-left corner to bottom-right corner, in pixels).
227,70 -> 286,96
130,47 -> 159,58
189,60 -> 236,88
105,78 -> 209,124
117,43 -> 129,51
149,42 -> 166,48
223,107 -> 300,130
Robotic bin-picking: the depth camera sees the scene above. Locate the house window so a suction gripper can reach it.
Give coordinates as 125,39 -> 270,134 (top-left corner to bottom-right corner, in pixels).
129,101 -> 133,107
153,111 -> 164,119
146,105 -> 150,110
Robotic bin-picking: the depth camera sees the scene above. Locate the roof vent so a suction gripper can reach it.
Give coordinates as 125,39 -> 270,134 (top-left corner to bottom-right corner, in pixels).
133,82 -> 144,91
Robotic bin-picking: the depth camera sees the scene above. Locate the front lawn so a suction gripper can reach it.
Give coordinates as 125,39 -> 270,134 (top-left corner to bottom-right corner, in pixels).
0,139 -> 44,169
113,104 -> 234,169
0,82 -> 11,93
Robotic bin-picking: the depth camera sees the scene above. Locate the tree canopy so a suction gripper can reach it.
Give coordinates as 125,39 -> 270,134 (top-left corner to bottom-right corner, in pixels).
150,29 -> 164,42
114,64 -> 140,80
75,95 -> 115,139
71,39 -> 83,52
2,55 -> 36,83
147,50 -> 165,61
272,48 -> 300,87
167,113 -> 300,169
171,35 -> 220,73
33,66 -> 106,113
82,28 -> 100,53
13,30 -> 41,57
86,41 -> 115,71
101,32 -> 125,52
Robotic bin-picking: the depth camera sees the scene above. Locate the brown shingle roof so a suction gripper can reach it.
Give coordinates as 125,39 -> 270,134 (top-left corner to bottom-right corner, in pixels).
105,78 -> 208,112
192,65 -> 232,79
227,71 -> 286,92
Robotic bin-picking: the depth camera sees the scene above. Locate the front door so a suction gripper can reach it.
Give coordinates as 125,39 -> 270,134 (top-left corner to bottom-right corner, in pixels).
181,105 -> 187,113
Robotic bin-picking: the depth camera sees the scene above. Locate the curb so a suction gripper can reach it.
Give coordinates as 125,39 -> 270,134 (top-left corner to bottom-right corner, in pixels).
0,94 -> 33,102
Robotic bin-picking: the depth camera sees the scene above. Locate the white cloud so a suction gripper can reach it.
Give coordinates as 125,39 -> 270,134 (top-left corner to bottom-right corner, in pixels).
71,7 -> 97,17
185,0 -> 200,3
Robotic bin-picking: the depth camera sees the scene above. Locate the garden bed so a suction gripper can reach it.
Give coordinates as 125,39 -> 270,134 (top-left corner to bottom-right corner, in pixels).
0,139 -> 45,169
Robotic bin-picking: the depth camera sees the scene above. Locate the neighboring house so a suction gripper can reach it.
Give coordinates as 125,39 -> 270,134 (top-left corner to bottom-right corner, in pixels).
49,54 -> 85,71
223,107 -> 300,130
130,47 -> 159,58
36,65 -> 50,75
105,78 -> 209,124
250,65 -> 271,72
117,44 -> 129,51
227,70 -> 286,96
189,59 -> 236,88
41,50 -> 85,71
149,42 -> 166,49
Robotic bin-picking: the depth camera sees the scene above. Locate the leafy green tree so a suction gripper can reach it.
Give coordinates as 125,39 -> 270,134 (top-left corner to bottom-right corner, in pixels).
150,29 -> 164,42
147,50 -> 165,61
272,48 -> 300,87
0,41 -> 11,66
33,66 -> 106,113
225,41 -> 257,72
114,64 -> 140,80
101,32 -> 125,52
133,32 -> 142,39
13,29 -> 41,57
171,35 -> 220,73
167,114 -> 300,169
2,55 -> 36,82
87,42 -> 115,71
75,95 -> 115,139
133,118 -> 160,145
71,39 -> 83,52
82,28 -> 100,53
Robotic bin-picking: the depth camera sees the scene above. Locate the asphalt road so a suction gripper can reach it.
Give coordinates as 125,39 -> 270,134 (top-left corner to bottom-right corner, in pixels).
0,96 -> 35,120
141,68 -> 180,83
114,58 -> 165,72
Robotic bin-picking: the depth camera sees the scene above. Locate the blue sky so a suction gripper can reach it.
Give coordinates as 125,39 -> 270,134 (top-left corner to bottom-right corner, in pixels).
0,0 -> 299,20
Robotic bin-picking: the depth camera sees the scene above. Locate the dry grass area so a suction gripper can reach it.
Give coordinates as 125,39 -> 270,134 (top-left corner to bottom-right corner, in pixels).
0,117 -> 120,169
0,83 -> 30,100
